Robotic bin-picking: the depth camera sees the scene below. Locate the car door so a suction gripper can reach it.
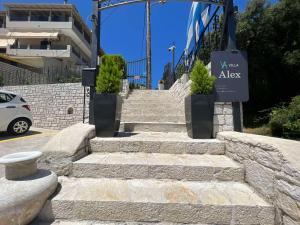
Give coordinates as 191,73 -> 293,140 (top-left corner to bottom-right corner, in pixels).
0,92 -> 17,131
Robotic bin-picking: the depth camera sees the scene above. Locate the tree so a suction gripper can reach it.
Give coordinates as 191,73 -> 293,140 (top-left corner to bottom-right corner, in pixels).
236,0 -> 300,126
96,55 -> 122,94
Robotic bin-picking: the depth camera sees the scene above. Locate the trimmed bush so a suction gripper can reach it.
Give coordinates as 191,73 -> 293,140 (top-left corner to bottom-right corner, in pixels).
269,96 -> 300,138
96,55 -> 122,94
190,60 -> 216,95
102,55 -> 127,79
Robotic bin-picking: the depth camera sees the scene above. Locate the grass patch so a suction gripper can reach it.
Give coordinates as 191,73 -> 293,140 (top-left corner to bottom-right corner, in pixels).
244,125 -> 272,136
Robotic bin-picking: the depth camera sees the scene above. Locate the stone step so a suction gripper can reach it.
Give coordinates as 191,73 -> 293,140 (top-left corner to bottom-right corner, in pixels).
71,153 -> 244,181
121,115 -> 185,123
121,108 -> 184,115
91,132 -> 225,155
39,177 -> 274,224
124,100 -> 179,105
33,220 -> 212,225
129,90 -> 172,96
120,122 -> 187,133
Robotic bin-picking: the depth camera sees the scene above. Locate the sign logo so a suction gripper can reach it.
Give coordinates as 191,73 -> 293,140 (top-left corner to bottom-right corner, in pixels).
220,61 -> 228,69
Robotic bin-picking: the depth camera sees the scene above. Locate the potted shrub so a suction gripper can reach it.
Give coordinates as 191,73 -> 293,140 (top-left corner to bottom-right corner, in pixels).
94,55 -> 123,137
185,60 -> 216,139
158,80 -> 165,90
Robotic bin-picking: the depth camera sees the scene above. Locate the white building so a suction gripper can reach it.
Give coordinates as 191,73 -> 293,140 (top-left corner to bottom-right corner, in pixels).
0,3 -> 92,71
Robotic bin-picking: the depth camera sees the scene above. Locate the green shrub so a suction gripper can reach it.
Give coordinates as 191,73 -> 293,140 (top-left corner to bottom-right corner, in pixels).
102,55 -> 127,79
96,55 -> 122,94
0,75 -> 3,86
269,96 -> 300,138
190,60 -> 216,95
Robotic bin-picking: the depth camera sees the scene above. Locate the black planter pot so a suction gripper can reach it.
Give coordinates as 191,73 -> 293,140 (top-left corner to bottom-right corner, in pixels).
93,93 -> 122,137
185,94 -> 214,139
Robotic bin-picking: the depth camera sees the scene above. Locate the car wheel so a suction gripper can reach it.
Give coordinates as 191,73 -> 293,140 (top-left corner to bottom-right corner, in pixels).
8,118 -> 31,135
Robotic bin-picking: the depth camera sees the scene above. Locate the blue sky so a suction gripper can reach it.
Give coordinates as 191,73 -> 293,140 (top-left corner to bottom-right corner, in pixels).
0,0 -> 271,88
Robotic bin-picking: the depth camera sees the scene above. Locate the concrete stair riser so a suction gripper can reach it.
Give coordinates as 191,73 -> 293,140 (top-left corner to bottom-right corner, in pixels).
40,178 -> 275,225
121,116 -> 185,123
121,108 -> 184,116
121,123 -> 187,133
71,153 -> 244,182
91,139 -> 225,155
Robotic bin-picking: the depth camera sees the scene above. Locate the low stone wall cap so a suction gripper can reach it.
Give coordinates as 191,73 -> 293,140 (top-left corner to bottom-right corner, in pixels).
0,151 -> 42,165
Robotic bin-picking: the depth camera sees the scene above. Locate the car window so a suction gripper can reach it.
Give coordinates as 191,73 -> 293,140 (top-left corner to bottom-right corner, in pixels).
0,93 -> 13,103
20,97 -> 26,103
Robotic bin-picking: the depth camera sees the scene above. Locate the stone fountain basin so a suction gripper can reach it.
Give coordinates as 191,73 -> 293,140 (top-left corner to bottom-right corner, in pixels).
0,170 -> 58,225
0,151 -> 42,165
0,151 -> 43,180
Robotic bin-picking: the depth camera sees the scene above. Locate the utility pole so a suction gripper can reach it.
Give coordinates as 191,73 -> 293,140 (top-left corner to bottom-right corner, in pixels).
89,0 -> 101,124
146,0 -> 152,89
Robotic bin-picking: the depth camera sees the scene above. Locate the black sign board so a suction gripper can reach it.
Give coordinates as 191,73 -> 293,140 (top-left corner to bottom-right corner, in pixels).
82,68 -> 96,87
211,51 -> 249,102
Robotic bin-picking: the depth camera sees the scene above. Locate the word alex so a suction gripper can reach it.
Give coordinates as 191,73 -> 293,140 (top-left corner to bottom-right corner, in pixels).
218,71 -> 241,79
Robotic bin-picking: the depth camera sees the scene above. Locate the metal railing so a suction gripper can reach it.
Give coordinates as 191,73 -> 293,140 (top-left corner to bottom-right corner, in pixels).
127,58 -> 147,89
173,7 -> 222,83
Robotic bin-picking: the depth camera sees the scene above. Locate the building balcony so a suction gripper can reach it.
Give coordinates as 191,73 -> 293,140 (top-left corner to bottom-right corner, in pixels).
7,44 -> 72,58
6,17 -> 91,57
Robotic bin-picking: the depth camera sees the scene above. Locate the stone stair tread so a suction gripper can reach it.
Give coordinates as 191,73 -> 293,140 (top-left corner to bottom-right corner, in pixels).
45,177 -> 274,224
92,131 -> 221,142
91,132 -> 225,155
74,153 -> 241,168
52,177 -> 272,206
35,220 -> 210,225
72,153 -> 243,181
120,122 -> 187,133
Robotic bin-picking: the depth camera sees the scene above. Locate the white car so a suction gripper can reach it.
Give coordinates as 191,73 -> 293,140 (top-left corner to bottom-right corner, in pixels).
0,90 -> 33,135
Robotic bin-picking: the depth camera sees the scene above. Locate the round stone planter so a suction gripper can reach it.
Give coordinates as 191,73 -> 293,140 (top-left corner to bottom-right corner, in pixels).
0,151 -> 42,180
0,151 -> 58,225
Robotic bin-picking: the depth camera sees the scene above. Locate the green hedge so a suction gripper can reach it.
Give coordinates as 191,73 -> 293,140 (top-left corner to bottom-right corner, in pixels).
190,60 -> 216,95
102,55 -> 127,79
96,55 -> 123,94
269,96 -> 300,138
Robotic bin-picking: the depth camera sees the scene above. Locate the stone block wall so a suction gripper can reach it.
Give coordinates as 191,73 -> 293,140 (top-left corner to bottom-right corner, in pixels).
169,74 -> 234,136
1,83 -> 89,130
218,131 -> 300,225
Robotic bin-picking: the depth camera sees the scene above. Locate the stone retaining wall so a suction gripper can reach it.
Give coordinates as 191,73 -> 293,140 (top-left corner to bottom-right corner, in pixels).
170,74 -> 234,136
1,83 -> 89,130
217,131 -> 300,225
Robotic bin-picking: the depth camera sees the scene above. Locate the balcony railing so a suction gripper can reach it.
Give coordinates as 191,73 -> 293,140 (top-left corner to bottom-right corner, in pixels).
7,44 -> 71,58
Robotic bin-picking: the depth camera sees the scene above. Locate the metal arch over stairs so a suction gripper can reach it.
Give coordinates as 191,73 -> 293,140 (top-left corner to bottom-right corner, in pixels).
98,0 -> 225,11
89,0 -> 237,124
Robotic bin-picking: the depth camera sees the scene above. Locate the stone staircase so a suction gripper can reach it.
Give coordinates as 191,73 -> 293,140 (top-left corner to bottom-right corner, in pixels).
120,90 -> 186,132
37,90 -> 275,225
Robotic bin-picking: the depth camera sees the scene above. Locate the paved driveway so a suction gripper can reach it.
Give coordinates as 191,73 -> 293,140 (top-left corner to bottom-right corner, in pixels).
0,127 -> 58,177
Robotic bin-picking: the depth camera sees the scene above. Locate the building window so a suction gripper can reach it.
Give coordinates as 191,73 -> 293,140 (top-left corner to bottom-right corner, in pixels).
10,10 -> 29,21
31,11 -> 50,21
51,11 -> 70,22
74,19 -> 82,33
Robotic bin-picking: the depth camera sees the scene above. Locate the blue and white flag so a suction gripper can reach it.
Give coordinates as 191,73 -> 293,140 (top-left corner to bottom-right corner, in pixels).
185,3 -> 211,56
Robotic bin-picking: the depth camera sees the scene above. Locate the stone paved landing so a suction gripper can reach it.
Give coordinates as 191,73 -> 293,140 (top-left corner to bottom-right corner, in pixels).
41,177 -> 274,224
72,153 -> 243,181
91,132 -> 225,155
